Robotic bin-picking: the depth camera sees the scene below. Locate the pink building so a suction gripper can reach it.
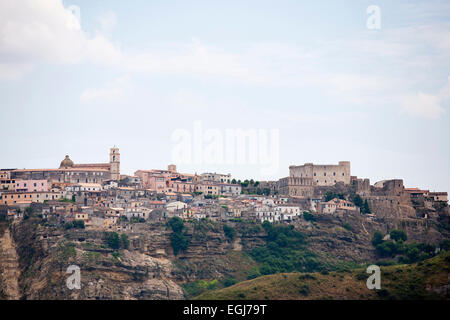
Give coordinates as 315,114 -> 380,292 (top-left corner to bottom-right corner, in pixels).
135,168 -> 199,193
15,180 -> 49,192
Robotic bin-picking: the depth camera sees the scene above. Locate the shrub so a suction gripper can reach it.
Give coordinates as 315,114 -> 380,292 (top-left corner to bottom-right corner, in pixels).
247,269 -> 261,280
223,277 -> 237,287
390,229 -> 407,242
352,195 -> 363,207
105,232 -> 120,249
299,284 -> 310,296
343,223 -> 352,231
168,217 -> 184,233
170,232 -> 190,256
371,231 -> 384,247
362,200 -> 371,214
298,274 -> 316,280
440,239 -> 450,251
223,224 -> 236,240
120,233 -> 130,249
303,212 -> 315,222
376,241 -> 397,257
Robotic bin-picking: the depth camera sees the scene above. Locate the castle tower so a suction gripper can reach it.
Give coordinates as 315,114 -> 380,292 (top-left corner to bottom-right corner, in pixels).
110,147 -> 120,181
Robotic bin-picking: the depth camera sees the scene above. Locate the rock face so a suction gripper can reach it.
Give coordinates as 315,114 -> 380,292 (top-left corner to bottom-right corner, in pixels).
0,226 -> 21,299
0,198 -> 448,300
1,219 -> 184,300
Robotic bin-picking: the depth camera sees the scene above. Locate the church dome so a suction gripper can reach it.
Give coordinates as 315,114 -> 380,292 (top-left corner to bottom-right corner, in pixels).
60,155 -> 74,168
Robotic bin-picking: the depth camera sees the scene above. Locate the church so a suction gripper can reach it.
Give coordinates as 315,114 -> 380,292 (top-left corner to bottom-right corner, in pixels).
10,147 -> 120,184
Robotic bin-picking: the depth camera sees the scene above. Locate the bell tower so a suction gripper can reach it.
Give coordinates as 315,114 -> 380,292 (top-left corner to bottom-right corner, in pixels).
110,147 -> 120,181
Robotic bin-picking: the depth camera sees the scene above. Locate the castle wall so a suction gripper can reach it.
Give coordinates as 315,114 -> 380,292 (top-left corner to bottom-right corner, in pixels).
289,161 -> 350,186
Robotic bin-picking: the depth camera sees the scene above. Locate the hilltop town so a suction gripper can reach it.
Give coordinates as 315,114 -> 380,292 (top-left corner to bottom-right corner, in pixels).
1,147 -> 447,226
0,147 -> 449,300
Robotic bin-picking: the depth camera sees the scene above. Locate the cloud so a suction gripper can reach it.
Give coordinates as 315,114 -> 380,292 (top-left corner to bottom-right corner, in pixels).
1,0 -> 449,119
97,10 -> 117,34
80,75 -> 131,103
400,77 -> 449,119
0,0 -> 121,79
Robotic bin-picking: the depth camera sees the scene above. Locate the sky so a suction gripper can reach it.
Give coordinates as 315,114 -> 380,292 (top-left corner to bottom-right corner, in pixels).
0,0 -> 449,192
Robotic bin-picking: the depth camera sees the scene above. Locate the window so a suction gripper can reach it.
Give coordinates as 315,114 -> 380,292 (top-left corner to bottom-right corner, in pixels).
314,173 -> 316,176
324,173 -> 326,176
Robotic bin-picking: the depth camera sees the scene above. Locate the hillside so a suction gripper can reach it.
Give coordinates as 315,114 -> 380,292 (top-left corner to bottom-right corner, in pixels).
195,251 -> 450,300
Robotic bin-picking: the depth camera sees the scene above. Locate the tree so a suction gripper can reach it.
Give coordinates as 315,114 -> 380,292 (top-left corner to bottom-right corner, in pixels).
170,232 -> 190,256
168,217 -> 184,233
303,212 -> 315,222
231,179 -> 237,184
363,199 -> 371,214
223,277 -> 237,287
371,231 -> 384,247
73,220 -> 85,229
105,232 -> 120,250
120,234 -> 130,249
223,224 -> 236,240
390,229 -> 407,242
440,239 -> 450,251
375,241 -> 397,257
353,194 -> 364,207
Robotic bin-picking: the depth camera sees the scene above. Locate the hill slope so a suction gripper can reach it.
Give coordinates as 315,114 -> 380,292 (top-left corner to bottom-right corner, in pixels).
195,251 -> 450,300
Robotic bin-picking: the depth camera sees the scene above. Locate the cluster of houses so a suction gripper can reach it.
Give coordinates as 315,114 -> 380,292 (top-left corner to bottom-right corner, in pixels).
1,149 -> 448,231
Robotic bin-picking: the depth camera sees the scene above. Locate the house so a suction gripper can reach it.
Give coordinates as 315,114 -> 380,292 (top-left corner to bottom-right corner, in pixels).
275,205 -> 301,221
428,192 -> 448,202
318,198 -> 358,214
166,201 -> 187,212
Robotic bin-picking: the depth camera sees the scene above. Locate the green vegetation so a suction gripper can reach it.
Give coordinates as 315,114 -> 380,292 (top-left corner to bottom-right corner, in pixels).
130,217 -> 146,223
120,233 -> 130,249
223,224 -> 236,240
204,194 -> 220,199
303,212 -> 315,222
195,251 -> 450,300
362,199 -> 371,214
182,279 -> 219,297
64,220 -> 85,229
223,276 -> 238,287
440,239 -> 450,251
371,230 -> 436,263
353,194 -> 363,207
105,232 -> 130,250
390,229 -> 407,242
352,195 -> 371,213
58,241 -> 77,261
167,217 -> 190,256
325,192 -> 345,202
343,223 -> 352,231
371,231 -> 384,246
249,222 -> 323,275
